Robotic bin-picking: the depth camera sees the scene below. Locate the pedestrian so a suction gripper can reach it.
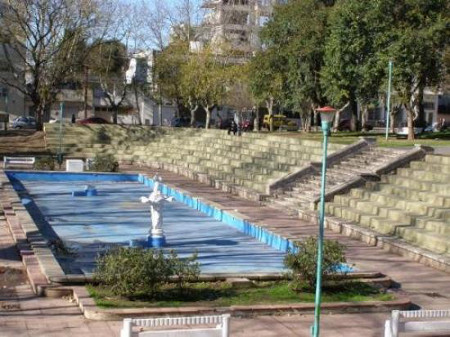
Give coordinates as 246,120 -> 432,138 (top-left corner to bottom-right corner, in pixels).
228,120 -> 237,135
71,114 -> 76,123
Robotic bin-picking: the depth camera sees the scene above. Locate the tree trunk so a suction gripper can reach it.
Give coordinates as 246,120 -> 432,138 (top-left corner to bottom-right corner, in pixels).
405,104 -> 415,140
190,102 -> 199,127
301,112 -> 311,132
333,109 -> 341,131
113,107 -> 118,124
35,104 -> 44,131
266,97 -> 274,132
390,106 -> 397,134
361,105 -> 369,131
205,105 -> 211,129
350,95 -> 358,131
83,66 -> 89,119
253,107 -> 260,132
158,101 -> 162,126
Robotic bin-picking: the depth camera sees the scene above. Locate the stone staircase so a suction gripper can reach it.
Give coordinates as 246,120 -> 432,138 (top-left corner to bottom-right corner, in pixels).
43,124 -> 344,200
325,154 -> 450,257
266,145 -> 409,211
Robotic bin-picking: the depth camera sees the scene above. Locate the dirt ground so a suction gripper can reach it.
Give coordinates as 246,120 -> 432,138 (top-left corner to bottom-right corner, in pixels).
0,130 -> 47,155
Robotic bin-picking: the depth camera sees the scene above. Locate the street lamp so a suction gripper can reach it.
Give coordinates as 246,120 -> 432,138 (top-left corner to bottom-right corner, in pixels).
311,106 -> 336,337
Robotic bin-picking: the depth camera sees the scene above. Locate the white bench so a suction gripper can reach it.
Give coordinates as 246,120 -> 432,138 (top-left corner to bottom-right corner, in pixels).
66,159 -> 84,172
385,309 -> 450,337
120,314 -> 230,337
3,156 -> 35,169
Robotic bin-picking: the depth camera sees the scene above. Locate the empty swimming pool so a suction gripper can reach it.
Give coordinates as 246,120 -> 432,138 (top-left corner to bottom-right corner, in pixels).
7,171 -> 287,275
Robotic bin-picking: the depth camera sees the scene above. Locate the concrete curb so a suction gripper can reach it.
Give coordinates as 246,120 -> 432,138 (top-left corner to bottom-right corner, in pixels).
70,286 -> 411,321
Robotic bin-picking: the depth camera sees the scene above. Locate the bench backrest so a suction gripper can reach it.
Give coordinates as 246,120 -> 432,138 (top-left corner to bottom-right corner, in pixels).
385,310 -> 450,337
3,156 -> 36,168
120,315 -> 230,337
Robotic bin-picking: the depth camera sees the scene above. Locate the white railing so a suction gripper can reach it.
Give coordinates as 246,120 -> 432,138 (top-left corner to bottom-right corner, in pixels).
3,156 -> 35,168
120,314 -> 230,337
385,309 -> 450,337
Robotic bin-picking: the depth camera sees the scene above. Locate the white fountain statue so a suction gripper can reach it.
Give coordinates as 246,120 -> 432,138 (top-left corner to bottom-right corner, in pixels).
140,174 -> 174,247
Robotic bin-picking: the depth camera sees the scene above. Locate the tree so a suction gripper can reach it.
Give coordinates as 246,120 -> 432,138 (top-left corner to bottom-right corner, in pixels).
154,40 -> 189,117
180,47 -> 235,129
223,63 -> 258,129
249,49 -> 284,132
253,0 -> 333,132
375,0 -> 450,140
0,0 -> 101,130
321,0 -> 387,131
88,40 -> 129,124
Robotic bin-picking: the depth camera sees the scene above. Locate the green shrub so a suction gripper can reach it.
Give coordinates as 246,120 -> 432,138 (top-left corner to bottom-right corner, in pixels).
284,236 -> 347,290
94,247 -> 200,298
34,156 -> 55,170
167,250 -> 200,293
89,153 -> 119,172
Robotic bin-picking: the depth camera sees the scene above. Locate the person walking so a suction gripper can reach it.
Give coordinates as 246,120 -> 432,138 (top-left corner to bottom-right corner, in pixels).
228,120 -> 237,135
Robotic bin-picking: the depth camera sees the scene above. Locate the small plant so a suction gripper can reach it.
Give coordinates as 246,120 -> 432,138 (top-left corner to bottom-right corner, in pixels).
94,247 -> 200,299
167,250 -> 200,293
284,236 -> 347,290
89,153 -> 119,172
34,156 -> 55,170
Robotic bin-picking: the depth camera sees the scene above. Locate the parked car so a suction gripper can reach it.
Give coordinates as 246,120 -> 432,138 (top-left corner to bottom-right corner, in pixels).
170,117 -> 190,127
262,114 -> 297,131
77,117 -> 110,125
395,127 -> 424,138
12,116 -> 36,129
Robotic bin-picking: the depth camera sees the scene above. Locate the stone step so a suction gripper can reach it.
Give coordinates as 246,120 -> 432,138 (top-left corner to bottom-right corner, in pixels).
409,161 -> 450,174
396,227 -> 450,254
381,175 -> 450,195
425,154 -> 450,165
415,218 -> 450,235
397,167 -> 450,183
365,183 -> 450,207
349,188 -> 450,218
325,202 -> 410,235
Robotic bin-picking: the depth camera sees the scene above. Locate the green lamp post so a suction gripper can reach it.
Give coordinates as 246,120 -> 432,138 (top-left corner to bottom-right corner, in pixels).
311,106 -> 336,337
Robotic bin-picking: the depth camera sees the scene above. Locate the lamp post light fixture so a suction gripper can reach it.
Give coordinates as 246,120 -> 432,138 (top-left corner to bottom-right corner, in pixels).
311,106 -> 336,337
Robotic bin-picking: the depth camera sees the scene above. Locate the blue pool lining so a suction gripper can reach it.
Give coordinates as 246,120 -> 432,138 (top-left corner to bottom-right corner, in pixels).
138,174 -> 297,253
6,171 -> 296,253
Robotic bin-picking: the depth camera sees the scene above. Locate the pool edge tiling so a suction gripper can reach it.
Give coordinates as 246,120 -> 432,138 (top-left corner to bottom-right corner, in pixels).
4,170 -> 297,279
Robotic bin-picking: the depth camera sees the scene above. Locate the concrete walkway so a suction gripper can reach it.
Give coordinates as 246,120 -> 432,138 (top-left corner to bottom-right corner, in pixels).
1,167 -> 450,336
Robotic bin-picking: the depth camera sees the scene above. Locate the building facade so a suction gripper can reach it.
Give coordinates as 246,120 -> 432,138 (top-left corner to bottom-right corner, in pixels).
196,0 -> 281,55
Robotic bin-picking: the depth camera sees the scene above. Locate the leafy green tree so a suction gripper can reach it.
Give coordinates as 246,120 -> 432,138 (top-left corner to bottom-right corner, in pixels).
253,0 -> 333,131
249,49 -> 284,132
375,0 -> 450,139
322,0 -> 385,131
154,40 -> 189,117
180,47 -> 235,129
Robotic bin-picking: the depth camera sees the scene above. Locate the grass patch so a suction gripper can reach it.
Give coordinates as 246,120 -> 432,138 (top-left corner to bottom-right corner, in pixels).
269,130 -> 450,147
87,281 -> 393,309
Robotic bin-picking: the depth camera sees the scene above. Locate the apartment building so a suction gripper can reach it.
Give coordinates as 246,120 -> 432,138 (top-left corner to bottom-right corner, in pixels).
195,0 -> 281,55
